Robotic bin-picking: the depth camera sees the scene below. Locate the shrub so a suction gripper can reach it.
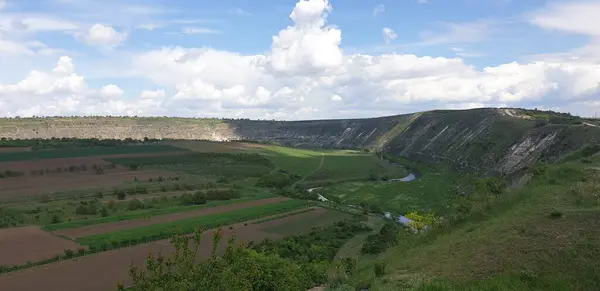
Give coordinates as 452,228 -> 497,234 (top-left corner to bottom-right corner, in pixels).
50,215 -> 61,224
127,199 -> 145,211
549,210 -> 563,219
374,262 -> 386,278
63,249 -> 74,258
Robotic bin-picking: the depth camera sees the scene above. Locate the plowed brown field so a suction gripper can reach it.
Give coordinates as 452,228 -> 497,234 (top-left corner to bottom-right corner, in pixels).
0,207 -> 337,291
0,226 -> 84,266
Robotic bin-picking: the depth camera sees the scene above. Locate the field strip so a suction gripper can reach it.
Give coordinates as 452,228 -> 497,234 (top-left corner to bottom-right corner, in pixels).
75,199 -> 313,249
0,207 -> 333,291
51,196 -> 287,237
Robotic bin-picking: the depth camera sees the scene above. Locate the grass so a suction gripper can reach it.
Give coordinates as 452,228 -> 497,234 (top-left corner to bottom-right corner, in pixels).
306,152 -> 407,181
0,145 -> 186,162
76,199 -> 314,248
319,165 -> 465,215
261,208 -> 352,235
347,163 -> 600,291
257,145 -> 325,176
42,194 -> 275,231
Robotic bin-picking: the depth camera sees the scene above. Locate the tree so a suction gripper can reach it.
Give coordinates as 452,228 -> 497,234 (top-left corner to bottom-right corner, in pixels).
121,228 -> 310,291
100,207 -> 109,217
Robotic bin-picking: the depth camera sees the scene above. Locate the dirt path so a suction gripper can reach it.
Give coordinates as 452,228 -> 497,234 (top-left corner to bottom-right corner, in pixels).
0,207 -> 329,291
57,197 -> 288,238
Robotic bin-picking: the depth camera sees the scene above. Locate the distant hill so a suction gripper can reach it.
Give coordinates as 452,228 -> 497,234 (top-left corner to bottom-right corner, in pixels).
1,108 -> 599,174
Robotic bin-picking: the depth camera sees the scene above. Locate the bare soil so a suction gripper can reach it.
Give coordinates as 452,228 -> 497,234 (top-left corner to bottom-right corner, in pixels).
0,169 -> 173,200
0,147 -> 32,153
0,207 -> 334,291
0,226 -> 84,266
57,197 -> 289,238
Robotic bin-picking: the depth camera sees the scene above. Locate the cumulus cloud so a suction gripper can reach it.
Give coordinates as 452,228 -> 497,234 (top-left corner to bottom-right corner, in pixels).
0,56 -> 151,117
81,24 -> 127,48
382,27 -> 398,44
2,0 -> 600,119
99,84 -> 124,98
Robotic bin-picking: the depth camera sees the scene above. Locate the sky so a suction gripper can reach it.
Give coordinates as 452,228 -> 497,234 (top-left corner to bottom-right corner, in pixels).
0,0 -> 599,120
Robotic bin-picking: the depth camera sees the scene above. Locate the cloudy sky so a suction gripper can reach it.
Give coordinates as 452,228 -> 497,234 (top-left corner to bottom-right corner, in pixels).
0,0 -> 599,120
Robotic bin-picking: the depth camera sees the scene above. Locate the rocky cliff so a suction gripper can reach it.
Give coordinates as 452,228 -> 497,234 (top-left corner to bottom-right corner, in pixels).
1,108 -> 598,174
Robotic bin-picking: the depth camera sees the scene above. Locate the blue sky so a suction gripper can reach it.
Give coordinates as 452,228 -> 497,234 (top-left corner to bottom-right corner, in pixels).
0,0 -> 599,119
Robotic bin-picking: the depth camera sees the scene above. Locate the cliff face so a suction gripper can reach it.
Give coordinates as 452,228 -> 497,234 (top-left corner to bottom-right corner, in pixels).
1,108 -> 598,174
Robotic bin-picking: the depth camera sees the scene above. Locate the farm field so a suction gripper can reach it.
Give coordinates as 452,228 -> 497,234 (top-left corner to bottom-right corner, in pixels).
0,226 -> 84,266
0,144 -> 186,162
0,207 -> 352,291
76,199 -> 311,249
56,196 -> 289,238
0,138 -> 403,290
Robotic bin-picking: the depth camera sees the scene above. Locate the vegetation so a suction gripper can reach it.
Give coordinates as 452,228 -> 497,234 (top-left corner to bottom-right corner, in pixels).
0,208 -> 25,228
0,137 -> 161,150
122,219 -> 370,290
42,194 -> 275,231
0,145 -> 186,162
76,199 -> 313,249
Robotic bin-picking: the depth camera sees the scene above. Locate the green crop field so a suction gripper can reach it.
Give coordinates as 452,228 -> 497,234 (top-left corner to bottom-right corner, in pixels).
76,199 -> 313,248
0,145 -> 186,162
42,194 -> 275,231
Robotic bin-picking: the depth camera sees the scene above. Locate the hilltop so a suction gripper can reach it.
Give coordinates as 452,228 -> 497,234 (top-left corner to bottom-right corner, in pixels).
2,107 -> 599,175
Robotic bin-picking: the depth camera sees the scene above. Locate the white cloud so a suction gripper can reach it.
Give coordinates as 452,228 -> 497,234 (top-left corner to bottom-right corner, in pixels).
450,47 -> 485,58
0,0 -> 5,10
136,23 -> 161,31
382,27 -> 398,44
100,84 -> 124,98
180,27 -> 221,35
373,4 -> 385,17
0,15 -> 79,34
81,24 -> 127,48
531,1 -> 600,37
141,89 -> 166,99
2,0 -> 600,119
0,56 -> 154,117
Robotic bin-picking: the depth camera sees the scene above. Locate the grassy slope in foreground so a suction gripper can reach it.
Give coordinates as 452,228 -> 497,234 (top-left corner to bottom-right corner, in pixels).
0,145 -> 186,162
352,163 -> 600,291
42,194 -> 275,231
77,199 -> 313,248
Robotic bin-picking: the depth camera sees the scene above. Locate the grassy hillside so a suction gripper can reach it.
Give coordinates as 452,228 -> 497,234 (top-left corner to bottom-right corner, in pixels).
341,161 -> 600,291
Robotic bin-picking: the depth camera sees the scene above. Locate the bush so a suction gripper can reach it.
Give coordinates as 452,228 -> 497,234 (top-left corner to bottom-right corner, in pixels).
374,262 -> 386,277
63,249 -> 74,258
256,171 -> 296,188
50,215 -> 61,224
127,199 -> 145,211
180,192 -> 207,206
549,210 -> 563,219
